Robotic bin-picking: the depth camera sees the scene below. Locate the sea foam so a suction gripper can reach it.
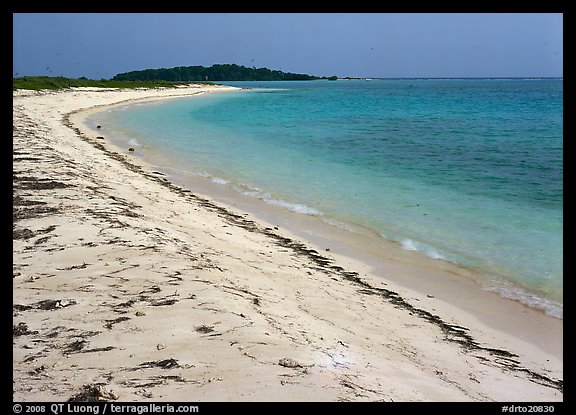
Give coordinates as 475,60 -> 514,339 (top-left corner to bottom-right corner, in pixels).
211,177 -> 229,185
263,196 -> 322,216
401,239 -> 449,261
239,185 -> 321,216
484,280 -> 563,319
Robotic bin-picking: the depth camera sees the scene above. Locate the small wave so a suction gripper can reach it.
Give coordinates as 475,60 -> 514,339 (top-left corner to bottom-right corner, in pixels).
401,241 -> 562,318
236,183 -> 261,198
240,187 -> 321,216
211,177 -> 229,185
483,281 -> 563,319
401,239 -> 418,251
401,239 -> 449,261
242,190 -> 262,198
127,138 -> 141,147
263,197 -> 322,216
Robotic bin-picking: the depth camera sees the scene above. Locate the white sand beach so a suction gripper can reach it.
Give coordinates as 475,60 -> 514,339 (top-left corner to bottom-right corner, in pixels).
13,85 -> 562,402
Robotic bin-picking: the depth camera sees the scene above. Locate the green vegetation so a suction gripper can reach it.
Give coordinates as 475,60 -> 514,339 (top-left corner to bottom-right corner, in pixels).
12,76 -> 215,91
112,64 -> 334,82
13,64 -> 341,91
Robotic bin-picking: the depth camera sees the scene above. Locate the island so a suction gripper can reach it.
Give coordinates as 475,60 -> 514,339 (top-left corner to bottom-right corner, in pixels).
111,64 -> 338,82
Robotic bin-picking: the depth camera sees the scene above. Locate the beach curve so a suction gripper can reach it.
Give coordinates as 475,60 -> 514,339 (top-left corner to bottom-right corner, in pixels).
13,85 -> 562,402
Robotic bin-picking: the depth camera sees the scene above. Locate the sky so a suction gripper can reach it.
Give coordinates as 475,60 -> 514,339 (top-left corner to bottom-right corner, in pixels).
12,13 -> 563,79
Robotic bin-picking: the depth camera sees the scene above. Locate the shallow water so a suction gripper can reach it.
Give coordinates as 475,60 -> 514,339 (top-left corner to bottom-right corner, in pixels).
93,79 -> 563,318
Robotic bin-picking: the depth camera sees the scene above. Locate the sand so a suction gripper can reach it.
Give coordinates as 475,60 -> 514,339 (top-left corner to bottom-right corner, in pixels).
13,85 -> 562,402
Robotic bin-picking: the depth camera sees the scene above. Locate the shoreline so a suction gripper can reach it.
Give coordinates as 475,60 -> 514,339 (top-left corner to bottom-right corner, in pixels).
87,84 -> 562,321
13,86 -> 562,401
84,90 -> 562,348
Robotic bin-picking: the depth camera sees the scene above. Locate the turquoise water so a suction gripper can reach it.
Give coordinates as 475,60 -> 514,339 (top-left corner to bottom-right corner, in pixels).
96,79 -> 563,318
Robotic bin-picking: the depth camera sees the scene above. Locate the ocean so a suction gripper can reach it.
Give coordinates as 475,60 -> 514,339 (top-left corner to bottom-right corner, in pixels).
92,79 -> 563,318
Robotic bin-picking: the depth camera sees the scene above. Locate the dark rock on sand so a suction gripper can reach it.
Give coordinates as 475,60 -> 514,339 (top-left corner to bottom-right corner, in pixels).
13,322 -> 39,337
68,384 -> 118,402
278,357 -> 302,368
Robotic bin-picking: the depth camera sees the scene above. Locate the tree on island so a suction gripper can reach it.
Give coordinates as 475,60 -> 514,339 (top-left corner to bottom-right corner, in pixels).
112,64 -> 335,82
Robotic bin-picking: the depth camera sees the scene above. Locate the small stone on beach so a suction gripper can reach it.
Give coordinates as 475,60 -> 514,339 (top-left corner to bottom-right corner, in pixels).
278,357 -> 302,368
195,324 -> 215,334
